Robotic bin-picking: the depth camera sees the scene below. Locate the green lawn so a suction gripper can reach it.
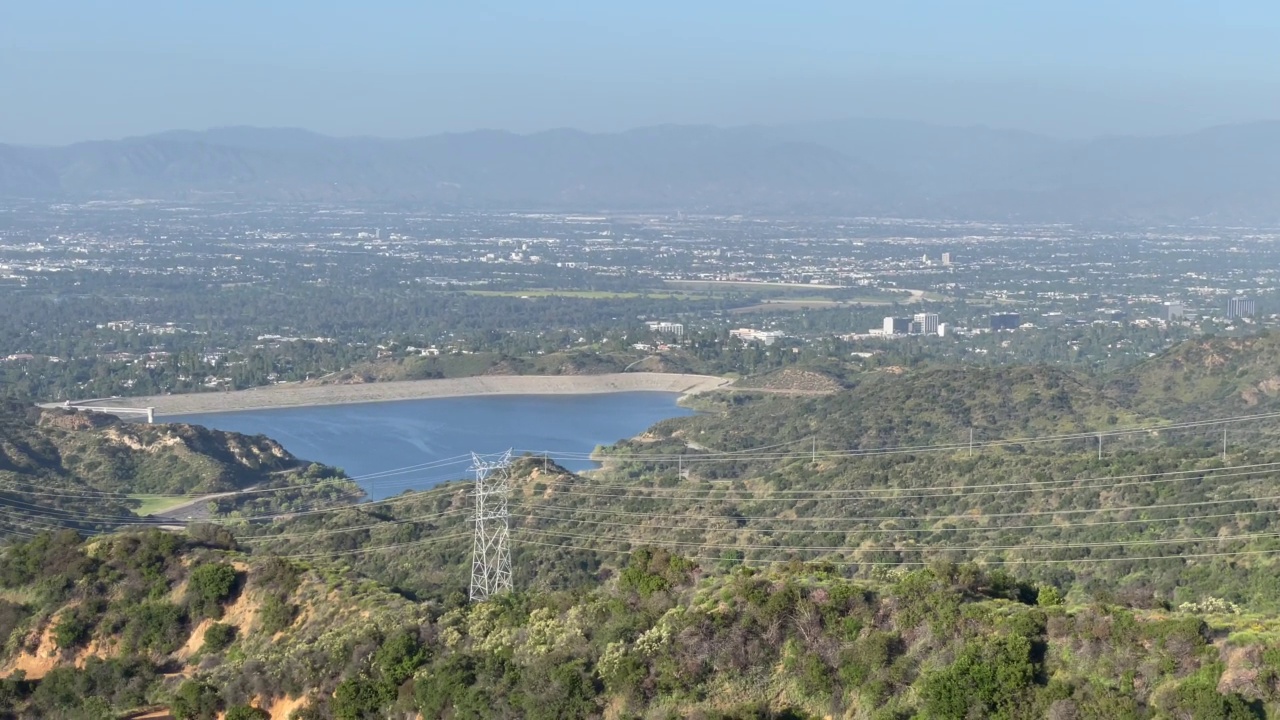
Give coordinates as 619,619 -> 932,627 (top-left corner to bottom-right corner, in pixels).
129,494 -> 191,516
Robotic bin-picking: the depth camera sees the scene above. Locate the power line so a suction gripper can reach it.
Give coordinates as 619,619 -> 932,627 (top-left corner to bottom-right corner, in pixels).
530,462 -> 1280,500
517,527 -> 1280,553
512,536 -> 1280,567
515,408 -> 1280,464
270,531 -> 470,559
527,491 -> 1280,522
513,505 -> 1280,533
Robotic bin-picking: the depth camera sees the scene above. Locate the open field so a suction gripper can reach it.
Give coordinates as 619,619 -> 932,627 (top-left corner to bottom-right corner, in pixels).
129,494 -> 193,516
729,298 -> 895,313
663,279 -> 845,292
71,372 -> 730,418
463,289 -> 697,299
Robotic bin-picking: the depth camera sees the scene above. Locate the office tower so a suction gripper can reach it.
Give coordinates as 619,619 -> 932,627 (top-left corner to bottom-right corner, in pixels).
989,312 -> 1021,331
1227,296 -> 1256,320
913,313 -> 940,335
883,317 -> 911,335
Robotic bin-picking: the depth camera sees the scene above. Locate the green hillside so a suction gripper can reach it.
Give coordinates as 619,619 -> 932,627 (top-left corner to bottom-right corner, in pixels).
0,403 -> 358,538
1119,332 -> 1280,417
1,529 -> 1279,719
4,334 -> 1280,717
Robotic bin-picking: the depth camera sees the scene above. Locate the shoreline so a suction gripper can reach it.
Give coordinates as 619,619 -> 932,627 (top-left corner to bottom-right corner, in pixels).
66,373 -> 731,418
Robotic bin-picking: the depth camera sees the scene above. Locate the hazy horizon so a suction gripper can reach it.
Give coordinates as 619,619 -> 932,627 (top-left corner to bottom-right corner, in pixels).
6,1 -> 1280,145
9,114 -> 1280,149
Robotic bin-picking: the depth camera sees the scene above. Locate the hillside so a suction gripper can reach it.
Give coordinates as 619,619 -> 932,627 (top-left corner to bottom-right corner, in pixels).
6,337 -> 1280,716
0,403 -> 356,537
6,121 -> 1280,221
2,529 -> 1279,719
1117,332 -> 1280,418
630,365 -> 1141,455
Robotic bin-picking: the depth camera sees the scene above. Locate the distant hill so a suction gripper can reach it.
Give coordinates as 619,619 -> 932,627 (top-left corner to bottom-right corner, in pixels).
1116,331 -> 1280,417
4,120 -> 1280,221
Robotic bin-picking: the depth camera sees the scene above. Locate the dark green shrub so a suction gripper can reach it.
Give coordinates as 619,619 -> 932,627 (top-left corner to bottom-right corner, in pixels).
186,562 -> 239,619
259,594 -> 296,634
619,548 -> 694,597
202,622 -> 236,654
30,657 -> 158,715
1166,666 -> 1263,720
124,601 -> 188,654
225,705 -> 271,720
52,599 -> 105,650
333,674 -> 387,720
920,634 -> 1036,720
172,678 -> 222,720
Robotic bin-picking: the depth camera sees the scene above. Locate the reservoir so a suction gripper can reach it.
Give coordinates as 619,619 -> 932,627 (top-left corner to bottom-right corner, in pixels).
169,391 -> 693,499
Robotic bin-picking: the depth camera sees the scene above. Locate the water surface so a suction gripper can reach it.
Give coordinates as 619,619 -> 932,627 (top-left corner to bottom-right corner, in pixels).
170,392 -> 692,499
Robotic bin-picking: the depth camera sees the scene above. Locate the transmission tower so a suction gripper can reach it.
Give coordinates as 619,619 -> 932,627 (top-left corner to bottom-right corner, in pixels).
469,450 -> 513,601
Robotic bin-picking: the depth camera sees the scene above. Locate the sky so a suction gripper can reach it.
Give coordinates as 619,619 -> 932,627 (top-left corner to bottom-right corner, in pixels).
3,1 -> 1280,145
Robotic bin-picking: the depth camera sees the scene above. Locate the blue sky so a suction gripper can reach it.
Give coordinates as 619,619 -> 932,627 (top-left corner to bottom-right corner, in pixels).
3,1 -> 1278,144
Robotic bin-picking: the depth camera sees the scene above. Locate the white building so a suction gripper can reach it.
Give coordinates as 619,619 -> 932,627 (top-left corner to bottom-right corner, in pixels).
731,328 -> 786,346
913,313 -> 940,335
645,321 -> 685,337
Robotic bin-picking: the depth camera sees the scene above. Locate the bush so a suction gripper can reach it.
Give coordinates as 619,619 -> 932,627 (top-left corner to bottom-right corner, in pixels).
619,548 -> 694,597
202,622 -> 236,654
225,705 -> 271,720
124,602 -> 188,654
30,657 -> 158,715
187,562 -> 239,619
333,674 -> 387,720
52,600 -> 105,650
259,594 -> 296,634
172,678 -> 222,720
1164,666 -> 1263,720
920,635 -> 1036,720
1037,585 -> 1064,607
189,523 -> 239,550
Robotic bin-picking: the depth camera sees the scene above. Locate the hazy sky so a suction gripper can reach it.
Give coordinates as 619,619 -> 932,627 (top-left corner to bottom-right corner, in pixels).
4,1 -> 1279,145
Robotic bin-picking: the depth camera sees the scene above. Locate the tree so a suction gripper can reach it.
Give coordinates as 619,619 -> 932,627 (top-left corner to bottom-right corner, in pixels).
186,562 -> 239,619
172,679 -> 222,720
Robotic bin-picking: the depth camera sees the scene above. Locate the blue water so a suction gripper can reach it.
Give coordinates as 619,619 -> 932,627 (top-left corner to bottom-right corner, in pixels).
169,392 -> 693,500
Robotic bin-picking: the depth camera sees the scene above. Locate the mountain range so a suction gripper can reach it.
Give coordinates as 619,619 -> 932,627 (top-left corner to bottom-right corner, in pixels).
4,119 -> 1280,221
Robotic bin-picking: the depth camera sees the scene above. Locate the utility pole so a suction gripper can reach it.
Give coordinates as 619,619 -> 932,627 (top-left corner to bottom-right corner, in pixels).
1098,434 -> 1103,461
969,428 -> 974,458
812,437 -> 816,463
469,450 -> 513,602
1224,429 -> 1228,461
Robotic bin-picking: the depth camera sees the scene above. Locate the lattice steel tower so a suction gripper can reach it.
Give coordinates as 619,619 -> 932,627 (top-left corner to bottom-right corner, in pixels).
469,450 -> 513,601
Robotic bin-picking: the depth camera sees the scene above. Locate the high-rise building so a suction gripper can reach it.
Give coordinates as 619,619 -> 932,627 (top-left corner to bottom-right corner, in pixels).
941,252 -> 952,266
1227,296 -> 1257,320
883,317 -> 911,335
913,313 -> 940,335
989,312 -> 1021,331
1164,302 -> 1185,322
937,323 -> 949,337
